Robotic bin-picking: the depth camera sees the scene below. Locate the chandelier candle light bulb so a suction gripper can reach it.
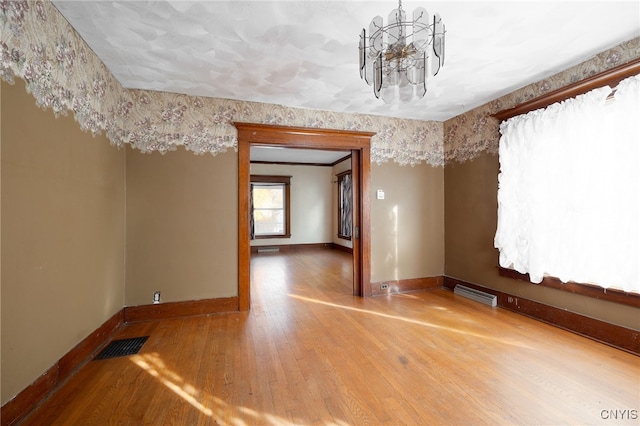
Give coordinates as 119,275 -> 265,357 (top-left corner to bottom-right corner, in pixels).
359,0 -> 445,103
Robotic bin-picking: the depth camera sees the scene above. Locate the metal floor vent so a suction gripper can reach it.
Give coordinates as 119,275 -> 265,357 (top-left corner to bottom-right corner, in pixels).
95,336 -> 149,360
257,247 -> 280,253
454,285 -> 497,307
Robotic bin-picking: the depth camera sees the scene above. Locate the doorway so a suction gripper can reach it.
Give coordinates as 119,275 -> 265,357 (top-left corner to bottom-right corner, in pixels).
236,123 -> 375,311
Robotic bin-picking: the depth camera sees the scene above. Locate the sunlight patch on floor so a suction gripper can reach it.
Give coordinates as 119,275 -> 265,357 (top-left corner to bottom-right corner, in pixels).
392,292 -> 449,308
131,352 -> 350,425
131,353 -> 214,417
288,294 -> 533,350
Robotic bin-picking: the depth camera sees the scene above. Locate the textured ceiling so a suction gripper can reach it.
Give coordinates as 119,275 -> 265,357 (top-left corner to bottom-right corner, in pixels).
251,146 -> 350,164
52,1 -> 640,122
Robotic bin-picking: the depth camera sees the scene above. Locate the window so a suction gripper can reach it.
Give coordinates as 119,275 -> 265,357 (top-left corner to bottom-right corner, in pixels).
337,171 -> 352,240
250,175 -> 291,239
494,75 -> 639,294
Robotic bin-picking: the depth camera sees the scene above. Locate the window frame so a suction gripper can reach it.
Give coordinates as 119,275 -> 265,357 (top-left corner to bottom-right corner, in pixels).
492,58 -> 640,307
498,267 -> 640,308
250,175 -> 291,239
336,170 -> 352,241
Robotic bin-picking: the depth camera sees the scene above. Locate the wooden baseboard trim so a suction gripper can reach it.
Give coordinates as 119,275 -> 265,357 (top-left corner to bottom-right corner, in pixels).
1,310 -> 124,426
443,276 -> 639,356
251,243 -> 336,253
124,296 -> 239,323
371,276 -> 443,296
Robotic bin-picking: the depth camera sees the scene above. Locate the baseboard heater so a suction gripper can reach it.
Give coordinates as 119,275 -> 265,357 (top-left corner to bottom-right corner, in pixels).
257,247 -> 280,253
454,284 -> 497,307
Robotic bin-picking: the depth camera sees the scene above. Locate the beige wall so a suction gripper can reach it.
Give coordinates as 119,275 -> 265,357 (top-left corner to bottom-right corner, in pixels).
1,80 -> 126,404
443,152 -> 640,330
125,147 -> 238,306
250,163 -> 333,246
370,162 -> 445,283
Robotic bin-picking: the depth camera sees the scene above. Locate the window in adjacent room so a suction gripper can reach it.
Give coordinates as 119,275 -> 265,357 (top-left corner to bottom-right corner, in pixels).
250,175 -> 291,239
337,171 -> 352,240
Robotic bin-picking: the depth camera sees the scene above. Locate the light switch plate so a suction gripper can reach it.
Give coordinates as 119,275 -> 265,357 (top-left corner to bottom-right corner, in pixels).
376,189 -> 385,200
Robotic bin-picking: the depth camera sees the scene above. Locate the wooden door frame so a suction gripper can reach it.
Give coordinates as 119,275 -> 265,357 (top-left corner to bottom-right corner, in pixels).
235,122 -> 375,311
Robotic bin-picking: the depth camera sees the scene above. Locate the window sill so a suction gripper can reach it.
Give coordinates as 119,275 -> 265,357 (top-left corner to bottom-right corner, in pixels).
254,234 -> 291,239
498,267 -> 640,308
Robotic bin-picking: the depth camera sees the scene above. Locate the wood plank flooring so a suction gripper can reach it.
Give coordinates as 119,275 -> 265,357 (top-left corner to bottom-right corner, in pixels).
21,249 -> 640,425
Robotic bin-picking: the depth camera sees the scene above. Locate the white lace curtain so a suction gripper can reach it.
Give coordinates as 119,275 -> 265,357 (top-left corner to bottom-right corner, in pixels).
495,75 -> 640,293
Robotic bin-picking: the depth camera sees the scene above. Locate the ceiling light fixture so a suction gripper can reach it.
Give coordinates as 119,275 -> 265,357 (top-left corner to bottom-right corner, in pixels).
359,0 -> 445,103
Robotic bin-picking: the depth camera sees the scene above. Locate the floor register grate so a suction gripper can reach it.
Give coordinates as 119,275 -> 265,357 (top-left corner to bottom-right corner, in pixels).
95,336 -> 149,360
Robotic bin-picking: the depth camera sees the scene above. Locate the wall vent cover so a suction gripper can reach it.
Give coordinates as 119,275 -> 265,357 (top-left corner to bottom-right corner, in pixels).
95,336 -> 149,360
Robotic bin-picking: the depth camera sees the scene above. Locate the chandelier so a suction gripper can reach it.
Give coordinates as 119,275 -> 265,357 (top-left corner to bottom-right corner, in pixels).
359,0 -> 445,103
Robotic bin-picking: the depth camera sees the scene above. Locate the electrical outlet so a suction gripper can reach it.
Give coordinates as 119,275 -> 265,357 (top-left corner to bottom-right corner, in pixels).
381,283 -> 389,290
153,291 -> 161,304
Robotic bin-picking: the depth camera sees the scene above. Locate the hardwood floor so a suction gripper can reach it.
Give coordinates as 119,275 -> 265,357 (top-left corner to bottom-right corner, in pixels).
22,249 -> 639,425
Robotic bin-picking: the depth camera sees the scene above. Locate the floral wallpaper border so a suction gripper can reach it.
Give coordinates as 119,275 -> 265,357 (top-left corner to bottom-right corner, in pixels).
1,0 -> 443,166
2,1 -> 638,166
444,37 -> 640,163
